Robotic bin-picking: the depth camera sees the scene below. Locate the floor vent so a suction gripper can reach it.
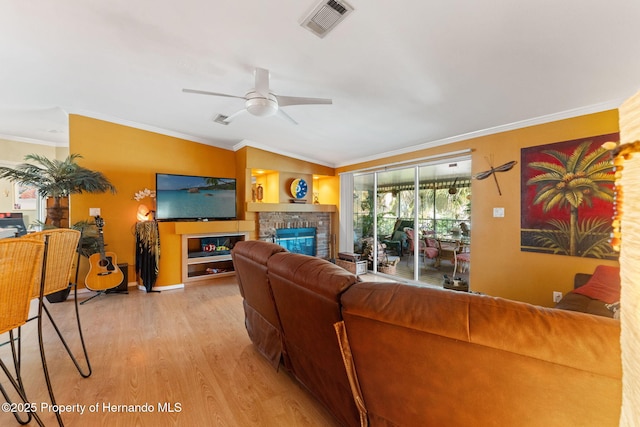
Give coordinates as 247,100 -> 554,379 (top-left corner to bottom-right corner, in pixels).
300,0 -> 354,38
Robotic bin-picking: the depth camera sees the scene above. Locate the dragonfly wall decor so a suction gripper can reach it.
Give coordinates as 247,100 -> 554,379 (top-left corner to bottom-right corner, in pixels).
473,158 -> 517,195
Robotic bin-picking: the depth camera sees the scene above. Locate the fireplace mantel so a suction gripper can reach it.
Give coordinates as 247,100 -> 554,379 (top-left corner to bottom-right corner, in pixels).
246,202 -> 336,213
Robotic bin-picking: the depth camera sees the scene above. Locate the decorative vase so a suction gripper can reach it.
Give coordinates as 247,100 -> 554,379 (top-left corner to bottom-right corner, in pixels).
256,184 -> 264,202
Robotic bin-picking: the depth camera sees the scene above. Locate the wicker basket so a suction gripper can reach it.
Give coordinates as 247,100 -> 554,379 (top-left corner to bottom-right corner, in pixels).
336,259 -> 367,275
379,264 -> 397,274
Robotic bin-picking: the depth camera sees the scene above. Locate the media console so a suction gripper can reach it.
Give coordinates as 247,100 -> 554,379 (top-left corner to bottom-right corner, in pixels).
182,232 -> 248,283
175,220 -> 255,285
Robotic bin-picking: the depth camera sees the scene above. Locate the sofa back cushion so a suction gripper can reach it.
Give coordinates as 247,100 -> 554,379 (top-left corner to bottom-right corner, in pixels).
340,282 -> 621,426
267,252 -> 360,427
231,240 -> 287,369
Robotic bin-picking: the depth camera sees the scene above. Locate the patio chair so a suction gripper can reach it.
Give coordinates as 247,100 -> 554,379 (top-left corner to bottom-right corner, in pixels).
404,227 -> 439,267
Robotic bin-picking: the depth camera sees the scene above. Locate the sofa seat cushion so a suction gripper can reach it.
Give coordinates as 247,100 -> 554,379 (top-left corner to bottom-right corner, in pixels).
555,292 -> 615,318
424,246 -> 439,259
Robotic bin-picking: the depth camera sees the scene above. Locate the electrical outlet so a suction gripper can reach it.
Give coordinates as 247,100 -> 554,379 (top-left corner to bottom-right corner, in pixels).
553,291 -> 563,303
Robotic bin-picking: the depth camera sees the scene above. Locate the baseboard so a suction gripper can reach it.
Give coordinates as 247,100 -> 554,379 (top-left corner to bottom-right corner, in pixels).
137,283 -> 185,292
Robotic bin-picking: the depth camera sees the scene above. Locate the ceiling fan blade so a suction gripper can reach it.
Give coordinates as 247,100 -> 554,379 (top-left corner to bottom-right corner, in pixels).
276,95 -> 333,107
213,109 -> 247,125
182,88 -> 245,100
277,109 -> 298,125
254,68 -> 270,98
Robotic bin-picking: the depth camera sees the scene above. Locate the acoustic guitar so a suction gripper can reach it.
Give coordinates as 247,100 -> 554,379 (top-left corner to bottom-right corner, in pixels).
85,216 -> 124,291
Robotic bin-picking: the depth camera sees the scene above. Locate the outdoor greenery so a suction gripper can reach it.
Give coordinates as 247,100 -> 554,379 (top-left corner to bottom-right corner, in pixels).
353,181 -> 471,255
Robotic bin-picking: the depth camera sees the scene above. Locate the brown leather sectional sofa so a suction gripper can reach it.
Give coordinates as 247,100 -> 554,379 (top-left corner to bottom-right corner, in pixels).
232,241 -> 622,427
232,240 -> 360,426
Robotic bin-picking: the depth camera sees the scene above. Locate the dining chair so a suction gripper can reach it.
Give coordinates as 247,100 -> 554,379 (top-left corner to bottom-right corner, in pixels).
21,229 -> 84,427
0,237 -> 45,426
404,227 -> 439,267
455,245 -> 470,275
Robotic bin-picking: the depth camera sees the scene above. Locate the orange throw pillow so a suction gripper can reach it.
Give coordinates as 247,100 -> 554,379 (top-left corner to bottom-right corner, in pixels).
572,265 -> 621,304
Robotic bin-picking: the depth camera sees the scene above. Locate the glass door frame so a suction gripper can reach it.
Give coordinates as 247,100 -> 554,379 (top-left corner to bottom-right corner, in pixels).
346,152 -> 472,283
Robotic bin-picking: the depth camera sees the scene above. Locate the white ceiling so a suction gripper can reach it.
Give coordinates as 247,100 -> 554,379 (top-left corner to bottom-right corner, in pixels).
2,0 -> 640,168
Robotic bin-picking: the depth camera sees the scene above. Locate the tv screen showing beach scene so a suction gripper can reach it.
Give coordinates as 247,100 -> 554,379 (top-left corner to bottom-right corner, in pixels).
155,173 -> 237,221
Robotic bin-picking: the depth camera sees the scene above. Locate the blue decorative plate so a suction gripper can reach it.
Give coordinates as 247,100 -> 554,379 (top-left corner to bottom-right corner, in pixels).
290,178 -> 308,199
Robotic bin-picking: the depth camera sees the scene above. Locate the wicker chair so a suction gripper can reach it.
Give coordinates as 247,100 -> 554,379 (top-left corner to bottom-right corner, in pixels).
22,229 -> 84,427
0,237 -> 45,426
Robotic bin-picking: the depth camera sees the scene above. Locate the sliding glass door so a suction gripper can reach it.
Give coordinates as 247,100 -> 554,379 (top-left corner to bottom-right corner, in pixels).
349,157 -> 471,285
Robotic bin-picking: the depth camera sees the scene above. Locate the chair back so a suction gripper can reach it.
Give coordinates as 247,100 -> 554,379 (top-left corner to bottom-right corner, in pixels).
404,227 -> 428,251
26,229 -> 81,299
403,227 -> 415,240
403,227 -> 417,250
0,238 -> 45,333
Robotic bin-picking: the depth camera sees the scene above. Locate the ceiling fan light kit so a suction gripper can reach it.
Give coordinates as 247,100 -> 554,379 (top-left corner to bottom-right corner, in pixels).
245,92 -> 278,117
183,67 -> 332,125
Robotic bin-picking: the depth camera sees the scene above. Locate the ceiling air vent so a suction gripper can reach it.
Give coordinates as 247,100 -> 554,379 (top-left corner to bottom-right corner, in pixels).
213,114 -> 230,125
301,0 -> 354,38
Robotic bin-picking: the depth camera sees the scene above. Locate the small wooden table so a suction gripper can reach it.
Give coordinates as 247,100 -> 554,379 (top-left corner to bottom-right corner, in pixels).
434,240 -> 459,268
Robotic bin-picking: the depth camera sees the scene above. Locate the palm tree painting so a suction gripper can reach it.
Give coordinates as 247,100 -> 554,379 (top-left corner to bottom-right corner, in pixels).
521,133 -> 618,259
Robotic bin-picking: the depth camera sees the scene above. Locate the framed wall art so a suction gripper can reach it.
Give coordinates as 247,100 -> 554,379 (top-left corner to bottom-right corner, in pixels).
520,132 -> 618,260
13,182 -> 37,210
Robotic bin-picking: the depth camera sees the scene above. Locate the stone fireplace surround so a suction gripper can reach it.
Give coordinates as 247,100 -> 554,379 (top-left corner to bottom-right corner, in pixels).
258,211 -> 331,259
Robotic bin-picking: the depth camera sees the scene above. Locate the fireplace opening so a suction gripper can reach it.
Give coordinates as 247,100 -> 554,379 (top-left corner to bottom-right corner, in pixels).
275,227 -> 317,256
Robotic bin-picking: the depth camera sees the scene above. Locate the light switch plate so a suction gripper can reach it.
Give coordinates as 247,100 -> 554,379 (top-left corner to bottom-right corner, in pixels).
493,207 -> 505,218
89,208 -> 101,217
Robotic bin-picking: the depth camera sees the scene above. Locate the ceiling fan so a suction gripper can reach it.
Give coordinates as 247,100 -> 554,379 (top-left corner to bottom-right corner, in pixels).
182,67 -> 332,125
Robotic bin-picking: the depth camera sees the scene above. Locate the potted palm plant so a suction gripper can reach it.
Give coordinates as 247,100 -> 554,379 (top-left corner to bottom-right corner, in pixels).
0,153 -> 116,227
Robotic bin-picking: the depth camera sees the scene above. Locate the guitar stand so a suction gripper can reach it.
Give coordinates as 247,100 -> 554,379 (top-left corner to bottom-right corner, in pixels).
80,287 -> 128,305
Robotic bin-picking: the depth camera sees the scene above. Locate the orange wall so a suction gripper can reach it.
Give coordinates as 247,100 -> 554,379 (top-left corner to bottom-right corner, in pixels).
338,110 -> 620,306
68,115 -> 236,287
69,110 -> 619,306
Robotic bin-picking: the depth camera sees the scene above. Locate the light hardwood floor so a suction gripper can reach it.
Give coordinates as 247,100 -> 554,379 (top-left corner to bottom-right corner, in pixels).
0,278 -> 340,426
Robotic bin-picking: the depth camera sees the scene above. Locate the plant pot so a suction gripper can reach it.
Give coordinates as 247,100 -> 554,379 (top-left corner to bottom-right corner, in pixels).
46,197 -> 69,228
45,284 -> 72,303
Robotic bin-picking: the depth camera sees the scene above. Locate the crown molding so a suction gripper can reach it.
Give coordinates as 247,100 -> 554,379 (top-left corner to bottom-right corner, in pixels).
233,139 -> 334,168
0,133 -> 65,147
334,99 -> 625,168
67,109 -> 233,150
64,99 -> 624,169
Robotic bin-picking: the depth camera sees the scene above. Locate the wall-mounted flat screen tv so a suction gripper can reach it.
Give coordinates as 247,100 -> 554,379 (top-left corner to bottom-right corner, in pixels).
155,173 -> 237,221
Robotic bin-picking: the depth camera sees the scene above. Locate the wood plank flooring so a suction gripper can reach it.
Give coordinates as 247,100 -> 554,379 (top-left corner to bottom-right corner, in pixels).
0,278 -> 340,426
